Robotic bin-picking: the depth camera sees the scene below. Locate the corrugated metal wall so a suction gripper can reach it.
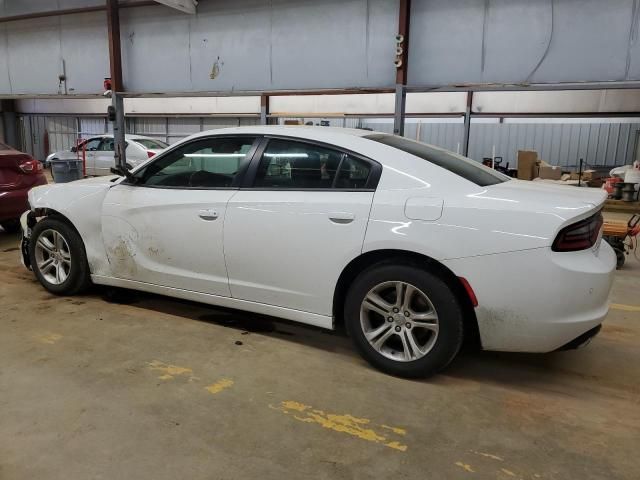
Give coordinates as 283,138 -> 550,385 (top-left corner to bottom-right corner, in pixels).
468,123 -> 640,169
361,120 -> 639,167
17,114 -> 261,160
17,114 -> 640,168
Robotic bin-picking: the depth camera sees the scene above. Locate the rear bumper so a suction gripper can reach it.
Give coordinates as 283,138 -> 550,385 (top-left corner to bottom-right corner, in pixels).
444,241 -> 616,353
0,174 -> 47,222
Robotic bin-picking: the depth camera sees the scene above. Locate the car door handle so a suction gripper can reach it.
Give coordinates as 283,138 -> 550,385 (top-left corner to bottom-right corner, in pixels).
328,212 -> 355,224
198,209 -> 219,221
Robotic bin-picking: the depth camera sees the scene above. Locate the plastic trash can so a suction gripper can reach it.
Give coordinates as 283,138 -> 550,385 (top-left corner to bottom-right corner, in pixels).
51,158 -> 83,183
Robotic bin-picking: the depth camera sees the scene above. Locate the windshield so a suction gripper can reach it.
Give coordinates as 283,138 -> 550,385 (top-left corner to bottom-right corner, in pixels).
0,142 -> 10,151
134,138 -> 169,150
365,134 -> 509,187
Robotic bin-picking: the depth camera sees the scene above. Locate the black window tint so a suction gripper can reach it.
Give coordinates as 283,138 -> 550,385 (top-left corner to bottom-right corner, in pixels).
85,138 -> 102,151
99,138 -> 115,151
136,137 -> 256,188
254,139 -> 342,189
365,134 -> 509,187
134,138 -> 169,149
335,155 -> 372,189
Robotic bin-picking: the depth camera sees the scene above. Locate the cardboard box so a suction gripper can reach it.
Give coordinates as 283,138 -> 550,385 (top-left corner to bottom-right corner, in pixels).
537,165 -> 562,180
517,150 -> 539,180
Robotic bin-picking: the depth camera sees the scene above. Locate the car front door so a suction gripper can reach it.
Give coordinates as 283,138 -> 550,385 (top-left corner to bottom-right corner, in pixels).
94,137 -> 116,176
224,137 -> 380,316
100,135 -> 259,295
83,137 -> 102,176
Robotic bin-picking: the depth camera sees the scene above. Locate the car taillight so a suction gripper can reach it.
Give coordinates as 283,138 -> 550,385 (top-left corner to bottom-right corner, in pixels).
18,159 -> 43,174
552,211 -> 603,252
147,151 -> 156,159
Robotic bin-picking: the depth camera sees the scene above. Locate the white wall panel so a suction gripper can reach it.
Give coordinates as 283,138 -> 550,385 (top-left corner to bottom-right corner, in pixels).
60,12 -> 110,94
2,0 -> 640,95
5,17 -> 62,94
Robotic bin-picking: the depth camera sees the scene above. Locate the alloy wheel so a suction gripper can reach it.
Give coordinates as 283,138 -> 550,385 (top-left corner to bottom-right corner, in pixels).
360,281 -> 439,362
34,229 -> 72,285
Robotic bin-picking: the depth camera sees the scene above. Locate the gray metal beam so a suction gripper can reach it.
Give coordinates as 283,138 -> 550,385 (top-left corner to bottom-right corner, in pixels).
393,0 -> 411,136
260,94 -> 269,125
112,93 -> 127,168
462,91 -> 472,156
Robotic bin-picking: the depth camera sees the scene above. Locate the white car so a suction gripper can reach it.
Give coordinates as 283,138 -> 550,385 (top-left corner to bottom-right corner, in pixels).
45,134 -> 168,176
21,126 -> 615,377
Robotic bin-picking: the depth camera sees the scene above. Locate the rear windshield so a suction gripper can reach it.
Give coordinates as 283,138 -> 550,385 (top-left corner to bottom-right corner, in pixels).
134,139 -> 169,150
365,133 -> 509,187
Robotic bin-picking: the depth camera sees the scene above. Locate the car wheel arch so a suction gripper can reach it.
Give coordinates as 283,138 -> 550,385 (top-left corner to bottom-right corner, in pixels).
30,208 -> 89,257
332,249 -> 480,349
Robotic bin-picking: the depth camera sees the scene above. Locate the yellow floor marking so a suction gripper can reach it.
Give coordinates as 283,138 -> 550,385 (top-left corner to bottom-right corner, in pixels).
271,400 -> 408,452
36,333 -> 62,344
381,424 -> 407,436
455,461 -> 475,473
501,468 -> 517,477
610,303 -> 640,312
205,378 -> 234,395
472,451 -> 504,461
147,360 -> 195,381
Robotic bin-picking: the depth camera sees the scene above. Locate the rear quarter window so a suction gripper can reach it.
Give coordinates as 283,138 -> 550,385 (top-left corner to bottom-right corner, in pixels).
365,134 -> 509,187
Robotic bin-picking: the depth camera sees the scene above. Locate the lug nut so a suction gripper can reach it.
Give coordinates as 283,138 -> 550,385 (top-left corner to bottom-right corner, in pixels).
404,311 -> 410,317
394,326 -> 401,332
387,317 -> 393,322
405,322 -> 412,329
393,308 -> 399,313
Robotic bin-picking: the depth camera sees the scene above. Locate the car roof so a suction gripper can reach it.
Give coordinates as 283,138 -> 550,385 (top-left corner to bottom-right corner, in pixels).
189,125 -> 375,141
91,134 -> 164,141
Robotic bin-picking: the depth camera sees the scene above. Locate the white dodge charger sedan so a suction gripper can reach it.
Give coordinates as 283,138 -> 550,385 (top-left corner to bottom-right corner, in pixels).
44,134 -> 168,175
20,126 -> 615,377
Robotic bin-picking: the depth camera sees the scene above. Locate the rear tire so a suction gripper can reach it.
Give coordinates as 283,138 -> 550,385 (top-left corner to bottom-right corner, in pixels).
29,217 -> 91,295
344,262 -> 464,378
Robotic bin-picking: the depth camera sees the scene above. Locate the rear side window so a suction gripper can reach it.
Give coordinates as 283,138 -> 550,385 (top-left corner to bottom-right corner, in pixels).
253,139 -> 372,189
365,134 -> 509,187
134,139 -> 169,150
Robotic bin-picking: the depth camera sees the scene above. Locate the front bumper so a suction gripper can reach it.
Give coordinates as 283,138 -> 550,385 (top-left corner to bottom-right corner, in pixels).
444,241 -> 616,353
19,211 -> 33,270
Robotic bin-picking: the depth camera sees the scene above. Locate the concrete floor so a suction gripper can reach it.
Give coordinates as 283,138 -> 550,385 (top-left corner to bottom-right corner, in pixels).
1,223 -> 639,480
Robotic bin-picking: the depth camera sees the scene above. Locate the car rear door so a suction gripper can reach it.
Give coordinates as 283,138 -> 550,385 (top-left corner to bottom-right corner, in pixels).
224,137 -> 380,316
100,135 -> 259,296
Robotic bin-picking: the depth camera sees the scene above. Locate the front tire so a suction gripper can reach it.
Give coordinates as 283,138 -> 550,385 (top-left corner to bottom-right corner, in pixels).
344,263 -> 464,378
29,217 -> 91,295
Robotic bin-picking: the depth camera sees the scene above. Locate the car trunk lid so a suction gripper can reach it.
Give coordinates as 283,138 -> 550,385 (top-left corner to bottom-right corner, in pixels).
485,179 -> 606,223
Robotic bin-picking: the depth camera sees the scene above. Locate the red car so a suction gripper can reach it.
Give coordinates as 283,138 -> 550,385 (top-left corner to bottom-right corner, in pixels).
0,142 -> 47,233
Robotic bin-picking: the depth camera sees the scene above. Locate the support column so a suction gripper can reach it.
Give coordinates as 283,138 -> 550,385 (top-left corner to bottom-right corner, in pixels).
106,0 -> 126,168
260,94 -> 270,125
393,0 -> 411,136
1,100 -> 18,148
112,93 -> 127,169
393,84 -> 407,136
462,91 -> 473,156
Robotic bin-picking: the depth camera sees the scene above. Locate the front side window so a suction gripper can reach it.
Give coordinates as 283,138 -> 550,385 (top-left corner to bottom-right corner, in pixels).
84,138 -> 102,151
365,133 -> 509,187
135,136 -> 257,188
253,139 -> 372,189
